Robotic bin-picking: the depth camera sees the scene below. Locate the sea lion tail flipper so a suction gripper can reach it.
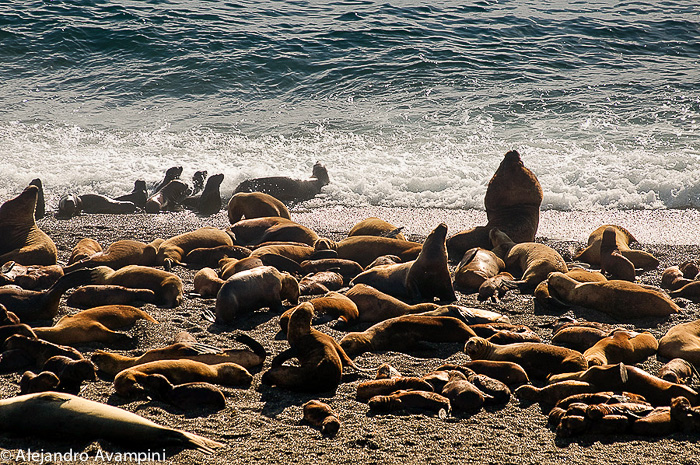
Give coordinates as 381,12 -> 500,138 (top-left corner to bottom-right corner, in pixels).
178,431 -> 225,455
258,253 -> 302,276
202,308 -> 216,323
233,333 -> 266,361
381,227 -> 404,239
619,363 -> 628,384
45,267 -> 102,302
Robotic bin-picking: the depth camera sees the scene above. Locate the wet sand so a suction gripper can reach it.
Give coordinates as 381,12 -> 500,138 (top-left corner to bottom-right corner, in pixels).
1,206 -> 700,464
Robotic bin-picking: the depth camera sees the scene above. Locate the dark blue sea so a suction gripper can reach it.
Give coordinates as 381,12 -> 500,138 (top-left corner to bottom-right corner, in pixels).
1,0 -> 698,210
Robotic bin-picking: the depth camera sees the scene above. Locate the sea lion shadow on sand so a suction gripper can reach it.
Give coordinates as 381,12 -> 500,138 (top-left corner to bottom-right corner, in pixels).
257,384 -> 330,419
203,306 -> 285,333
134,398 -> 224,419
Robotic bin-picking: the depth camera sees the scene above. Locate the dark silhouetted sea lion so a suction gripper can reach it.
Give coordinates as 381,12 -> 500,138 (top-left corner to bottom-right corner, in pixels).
78,194 -> 136,214
181,173 -> 224,215
140,373 -> 227,412
233,162 -> 330,203
368,390 -> 451,415
151,166 -> 183,194
115,180 -> 148,208
453,247 -> 505,291
145,179 -> 189,213
66,284 -> 156,308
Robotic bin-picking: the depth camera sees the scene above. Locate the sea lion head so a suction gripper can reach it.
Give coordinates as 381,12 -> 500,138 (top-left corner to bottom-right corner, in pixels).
134,180 -> 147,191
314,238 -> 337,251
203,173 -> 225,190
312,162 -> 330,185
192,171 -> 207,192
216,363 -> 253,386
464,336 -> 492,360
339,333 -> 372,357
57,193 -> 83,219
161,275 -> 184,308
1,184 -> 40,223
600,226 -> 619,254
165,166 -> 183,181
545,272 -> 578,300
139,373 -> 175,400
287,302 -> 314,339
280,272 -> 300,305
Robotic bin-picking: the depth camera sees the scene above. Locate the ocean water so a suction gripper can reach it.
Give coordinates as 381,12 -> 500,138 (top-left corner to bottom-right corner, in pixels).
1,0 -> 698,211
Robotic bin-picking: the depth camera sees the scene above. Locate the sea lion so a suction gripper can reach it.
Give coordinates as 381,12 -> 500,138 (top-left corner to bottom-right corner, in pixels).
181,173 -> 224,215
477,272 -> 515,302
279,292 -> 359,331
29,178 -> 45,219
63,238 -> 163,272
514,381 -> 596,406
0,261 -> 63,290
113,359 -> 252,397
250,243 -> 317,263
3,334 -> 84,368
441,370 -> 489,412
66,284 -> 156,308
437,361 -> 530,387
67,238 -> 102,265
345,284 -> 439,323
551,325 -> 611,352
464,337 -> 587,379
0,323 -> 36,346
599,226 -> 636,281
340,314 -> 477,357
302,400 -> 341,437
92,333 -> 266,377
92,265 -> 183,308
348,217 -> 406,241
32,305 -> 158,346
582,330 -> 658,366
418,305 -> 509,325
215,266 -> 299,324
658,320 -> 700,365
115,179 -> 148,208
229,217 -> 319,246
661,266 -> 694,291
334,236 -> 422,268
447,150 -> 543,260
233,162 -> 330,203
145,179 -> 189,213
261,303 -> 359,392
489,228 -> 568,291
453,247 -> 505,291
0,268 -> 98,321
19,370 -> 60,394
42,355 -> 98,394
573,224 -> 660,270
151,166 -> 183,194
657,358 -> 694,385
57,193 -> 83,218
668,281 -> 700,301
366,255 -> 402,268
534,268 -> 607,307
184,244 -> 252,268
140,373 -> 227,412
190,170 -> 207,195
194,267 -> 225,298
356,377 -> 434,401
78,194 -> 136,214
219,256 -> 265,280
368,390 -> 451,415
0,184 -> 57,266
298,271 -> 344,295
156,227 -> 234,268
227,191 -> 291,223
546,272 -> 680,319
300,258 -> 364,286
0,392 -> 223,453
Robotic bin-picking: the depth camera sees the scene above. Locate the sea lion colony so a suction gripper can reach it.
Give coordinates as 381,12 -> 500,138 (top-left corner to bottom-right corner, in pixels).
2,153 -> 700,458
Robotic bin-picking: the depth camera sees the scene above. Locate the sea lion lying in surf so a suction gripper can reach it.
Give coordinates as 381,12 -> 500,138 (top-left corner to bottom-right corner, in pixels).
233,162 -> 330,203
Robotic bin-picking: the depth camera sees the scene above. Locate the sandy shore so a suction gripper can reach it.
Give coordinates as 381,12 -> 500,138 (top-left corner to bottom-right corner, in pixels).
2,206 -> 700,465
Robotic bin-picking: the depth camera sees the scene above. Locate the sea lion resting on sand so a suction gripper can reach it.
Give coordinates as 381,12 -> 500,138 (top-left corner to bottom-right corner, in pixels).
279,292 -> 359,331
227,191 -> 291,223
302,400 -> 341,436
599,226 -> 636,281
345,284 -> 439,322
139,373 -> 227,412
233,162 -> 330,203
658,320 -> 700,365
0,261 -> 63,290
91,265 -> 184,308
574,224 -> 659,270
334,236 -> 422,268
145,180 -> 189,213
447,150 -> 543,260
0,184 -> 57,266
453,247 -> 505,291
657,358 -> 694,385
229,217 -> 319,246
348,217 -> 406,241
115,180 -> 148,209
582,330 -> 658,367
63,238 -> 163,272
156,226 -> 234,268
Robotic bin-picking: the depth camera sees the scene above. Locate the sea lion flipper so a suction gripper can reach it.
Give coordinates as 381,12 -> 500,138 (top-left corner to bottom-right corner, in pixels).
188,342 -> 224,355
619,363 -> 628,384
271,347 -> 297,367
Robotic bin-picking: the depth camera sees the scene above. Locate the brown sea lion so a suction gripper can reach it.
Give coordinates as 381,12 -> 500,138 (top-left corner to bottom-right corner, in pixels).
0,261 -> 63,290
447,150 -> 542,260
0,392 -> 223,453
0,184 -> 57,266
490,228 -> 568,291
184,244 -> 251,268
464,337 -> 587,379
340,314 -> 477,357
63,238 -> 163,272
115,179 -> 148,209
0,303 -> 20,325
302,400 -> 341,437
3,334 -> 84,367
356,377 -> 434,402
92,265 -> 184,308
32,305 -> 158,346
668,281 -> 700,301
194,267 -> 225,298
42,355 -> 98,394
0,268 -> 98,321
151,166 -> 183,195
348,217 -> 406,241
219,256 -> 265,280
299,271 -> 344,295
514,381 -> 596,405
300,258 -> 363,286
658,320 -> 700,365
92,333 -> 266,377
227,191 -> 291,224
215,266 -> 299,324
661,266 -> 693,291
582,330 -> 658,366
599,226 -> 636,281
477,272 -> 516,302
534,268 -> 607,307
573,224 -> 659,270
67,238 -> 102,265
546,272 -> 680,319
250,243 -> 316,264
376,363 -> 402,379
145,179 -> 189,213
229,217 -> 319,246
156,227 -> 234,268
66,284 -> 156,308
19,370 -> 60,394
437,361 -> 530,387
113,359 -> 252,397
334,236 -> 422,268
78,194 -> 136,214
261,303 -> 359,392
181,173 -> 224,215
279,292 -> 359,331
0,323 -> 36,345
551,325 -> 611,352
453,247 -> 505,291
29,178 -> 45,220
441,370 -> 490,412
233,162 -> 330,203
554,391 -> 649,410
657,358 -> 694,385
140,373 -> 227,412
368,390 -> 451,415
345,284 -> 439,323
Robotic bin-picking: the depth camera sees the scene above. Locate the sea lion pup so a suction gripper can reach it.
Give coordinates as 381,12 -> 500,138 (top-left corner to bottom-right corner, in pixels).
657,358 -> 694,385
233,162 -> 330,203
3,334 -> 84,367
437,361 -> 530,387
299,271 -> 344,295
42,355 -> 98,394
599,226 -> 636,281
250,243 -> 316,263
0,184 -> 57,266
92,333 -> 266,377
115,179 -> 148,209
227,191 -> 291,224
658,320 -> 700,365
573,224 -> 660,270
339,314 -> 477,357
356,377 -> 434,402
156,227 -> 234,268
534,268 -> 607,307
551,325 -> 612,352
546,271 -> 680,319
344,284 -> 439,323
139,373 -> 227,412
63,238 -> 163,273
464,337 -> 587,380
368,390 -> 451,416
181,173 -> 224,215
92,265 -> 184,308
477,272 -> 515,302
0,261 -> 63,290
0,391 -> 223,453
214,266 -> 299,324
190,170 -> 207,195
279,292 -> 359,331
229,217 -> 319,246
66,285 -> 156,308
32,305 -> 158,346
489,228 -> 568,291
334,236 -> 422,268
77,193 -> 136,214
194,267 -> 225,298
582,330 -> 658,367
453,247 -> 505,291
348,217 -> 407,241
302,400 -> 341,437
261,303 -> 361,393
0,268 -> 98,322
300,258 -> 364,286
145,179 -> 189,213
19,370 -> 60,394
661,266 -> 694,291
0,303 -> 21,325
67,237 -> 102,265
29,178 -> 45,219
441,370 -> 490,412
113,359 -> 253,397
447,150 -> 542,260
514,381 -> 596,406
